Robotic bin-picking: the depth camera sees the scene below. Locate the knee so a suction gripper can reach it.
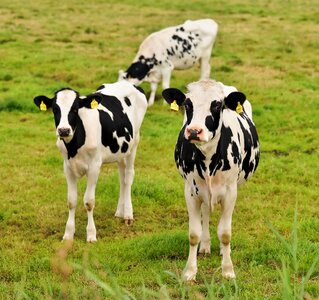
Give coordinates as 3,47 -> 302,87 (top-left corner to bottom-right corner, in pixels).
189,233 -> 200,246
84,200 -> 94,212
219,232 -> 231,245
68,201 -> 76,210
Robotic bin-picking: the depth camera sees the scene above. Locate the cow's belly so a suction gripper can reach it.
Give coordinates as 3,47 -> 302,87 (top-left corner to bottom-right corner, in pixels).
171,53 -> 200,70
101,140 -> 134,163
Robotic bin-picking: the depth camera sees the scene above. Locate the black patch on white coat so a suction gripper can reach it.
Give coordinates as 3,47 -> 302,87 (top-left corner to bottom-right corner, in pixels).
205,100 -> 222,136
238,115 -> 260,179
134,85 -> 145,95
98,95 -> 133,154
126,54 -> 159,81
124,97 -> 131,106
175,124 -> 206,179
62,116 -> 86,159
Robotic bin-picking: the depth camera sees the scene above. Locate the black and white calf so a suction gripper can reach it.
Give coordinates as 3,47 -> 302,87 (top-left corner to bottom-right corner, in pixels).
162,80 -> 260,280
34,81 -> 147,242
119,19 -> 218,106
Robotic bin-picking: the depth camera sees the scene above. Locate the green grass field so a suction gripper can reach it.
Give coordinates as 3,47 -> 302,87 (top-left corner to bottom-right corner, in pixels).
1,0 -> 319,299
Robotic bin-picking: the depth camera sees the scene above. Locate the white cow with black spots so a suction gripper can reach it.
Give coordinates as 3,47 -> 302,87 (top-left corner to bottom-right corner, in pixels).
119,19 -> 218,106
162,79 -> 260,280
34,81 -> 147,242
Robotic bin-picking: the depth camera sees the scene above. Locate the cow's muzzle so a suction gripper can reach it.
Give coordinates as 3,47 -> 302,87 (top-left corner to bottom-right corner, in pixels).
58,127 -> 71,137
185,128 -> 202,141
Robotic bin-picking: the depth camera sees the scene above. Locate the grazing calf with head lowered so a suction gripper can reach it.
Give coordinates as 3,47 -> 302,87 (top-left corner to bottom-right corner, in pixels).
119,19 -> 218,106
162,79 -> 260,280
34,81 -> 147,242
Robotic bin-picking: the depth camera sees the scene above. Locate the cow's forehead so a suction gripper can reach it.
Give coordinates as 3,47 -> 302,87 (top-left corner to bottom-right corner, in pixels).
186,80 -> 225,106
56,89 -> 77,107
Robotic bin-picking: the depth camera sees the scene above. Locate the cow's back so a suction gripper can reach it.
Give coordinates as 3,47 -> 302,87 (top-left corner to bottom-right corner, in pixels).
97,81 -> 147,131
97,82 -> 147,162
63,82 -> 147,165
136,19 -> 217,69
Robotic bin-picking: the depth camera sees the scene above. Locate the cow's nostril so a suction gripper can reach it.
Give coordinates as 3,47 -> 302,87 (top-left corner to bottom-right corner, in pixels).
58,128 -> 71,137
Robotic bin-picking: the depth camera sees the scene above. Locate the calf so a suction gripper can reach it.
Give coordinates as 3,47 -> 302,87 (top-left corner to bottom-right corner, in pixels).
162,79 -> 260,280
34,81 -> 147,242
119,19 -> 218,106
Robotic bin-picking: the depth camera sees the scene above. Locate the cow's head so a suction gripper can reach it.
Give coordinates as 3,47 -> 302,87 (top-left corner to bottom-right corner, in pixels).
124,61 -> 152,85
34,88 -> 103,143
119,55 -> 157,85
162,80 -> 246,143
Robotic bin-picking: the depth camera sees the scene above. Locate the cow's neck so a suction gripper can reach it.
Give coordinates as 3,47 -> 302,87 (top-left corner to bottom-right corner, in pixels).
196,131 -> 221,159
62,115 -> 86,159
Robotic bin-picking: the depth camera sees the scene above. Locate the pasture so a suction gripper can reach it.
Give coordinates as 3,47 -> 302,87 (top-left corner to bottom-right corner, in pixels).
0,0 -> 319,299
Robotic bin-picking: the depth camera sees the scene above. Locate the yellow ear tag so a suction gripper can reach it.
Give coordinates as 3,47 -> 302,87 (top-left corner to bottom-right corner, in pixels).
170,100 -> 179,112
91,99 -> 99,109
40,101 -> 47,111
236,101 -> 243,114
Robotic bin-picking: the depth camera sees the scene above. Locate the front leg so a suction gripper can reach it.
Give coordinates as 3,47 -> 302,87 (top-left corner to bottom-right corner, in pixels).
83,162 -> 101,242
63,166 -> 77,241
199,49 -> 212,80
218,183 -> 237,279
161,67 -> 172,105
182,183 -> 202,282
199,202 -> 211,254
148,82 -> 158,106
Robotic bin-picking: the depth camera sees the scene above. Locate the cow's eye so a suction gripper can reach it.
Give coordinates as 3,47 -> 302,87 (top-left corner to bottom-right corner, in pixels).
73,108 -> 78,113
52,107 -> 58,114
211,101 -> 222,112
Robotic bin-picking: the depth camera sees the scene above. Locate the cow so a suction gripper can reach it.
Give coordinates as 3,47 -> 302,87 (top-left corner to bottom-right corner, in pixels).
119,19 -> 218,106
162,79 -> 260,280
34,81 -> 147,242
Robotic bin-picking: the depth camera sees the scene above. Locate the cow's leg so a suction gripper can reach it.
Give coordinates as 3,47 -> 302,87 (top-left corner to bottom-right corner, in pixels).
199,49 -> 212,80
115,159 -> 125,219
162,68 -> 172,105
199,202 -> 211,254
182,183 -> 202,281
148,82 -> 158,106
83,163 -> 101,242
115,137 -> 139,224
63,166 -> 77,241
218,183 -> 237,279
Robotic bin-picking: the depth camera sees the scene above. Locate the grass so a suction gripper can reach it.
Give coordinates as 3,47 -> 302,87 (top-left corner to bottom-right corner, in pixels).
0,0 -> 319,299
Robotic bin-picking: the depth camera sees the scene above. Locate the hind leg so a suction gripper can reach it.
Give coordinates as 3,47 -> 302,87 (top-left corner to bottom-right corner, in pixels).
115,137 -> 139,224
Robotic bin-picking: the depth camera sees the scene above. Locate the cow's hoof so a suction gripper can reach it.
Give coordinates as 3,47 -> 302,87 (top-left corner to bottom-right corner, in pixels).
182,267 -> 197,282
124,218 -> 134,226
62,234 -> 74,241
87,237 -> 97,243
222,264 -> 236,279
199,243 -> 211,255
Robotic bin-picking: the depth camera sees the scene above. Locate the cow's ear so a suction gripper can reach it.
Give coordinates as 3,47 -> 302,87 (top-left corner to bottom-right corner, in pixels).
224,92 -> 246,112
162,88 -> 186,106
34,95 -> 53,111
80,93 -> 103,109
